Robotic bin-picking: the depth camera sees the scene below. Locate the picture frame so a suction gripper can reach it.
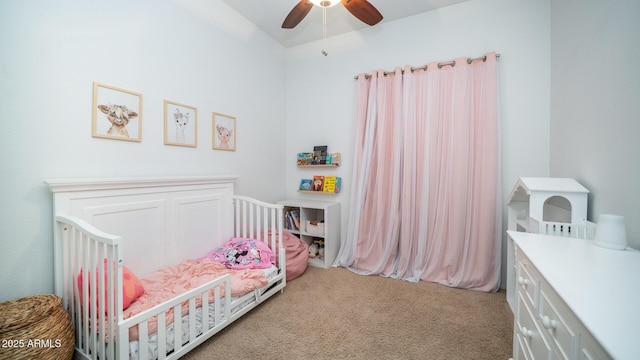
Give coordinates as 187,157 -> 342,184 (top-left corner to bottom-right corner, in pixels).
164,100 -> 197,147
212,112 -> 236,151
92,81 -> 143,142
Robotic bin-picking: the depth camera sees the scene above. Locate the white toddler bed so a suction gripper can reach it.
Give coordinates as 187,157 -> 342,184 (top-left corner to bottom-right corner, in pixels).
46,175 -> 286,360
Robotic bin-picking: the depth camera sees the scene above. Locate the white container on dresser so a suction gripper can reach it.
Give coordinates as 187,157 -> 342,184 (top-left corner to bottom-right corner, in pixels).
506,177 -> 590,311
509,230 -> 640,360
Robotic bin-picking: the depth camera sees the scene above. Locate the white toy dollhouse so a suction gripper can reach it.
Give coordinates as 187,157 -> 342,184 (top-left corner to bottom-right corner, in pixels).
505,177 -> 590,311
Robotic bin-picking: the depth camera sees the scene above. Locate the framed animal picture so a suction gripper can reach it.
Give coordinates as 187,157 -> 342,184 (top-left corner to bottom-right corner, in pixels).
92,81 -> 143,142
164,100 -> 197,147
212,112 -> 236,151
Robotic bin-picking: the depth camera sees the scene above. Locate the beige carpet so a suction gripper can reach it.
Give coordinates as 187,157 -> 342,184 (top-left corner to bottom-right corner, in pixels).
182,266 -> 514,360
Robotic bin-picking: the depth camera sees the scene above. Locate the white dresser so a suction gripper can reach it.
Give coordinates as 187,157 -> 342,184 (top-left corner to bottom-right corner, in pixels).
509,231 -> 640,360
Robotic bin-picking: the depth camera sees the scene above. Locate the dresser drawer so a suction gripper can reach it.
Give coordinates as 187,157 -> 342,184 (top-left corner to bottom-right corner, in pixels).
539,287 -> 576,360
577,329 -> 612,360
514,332 -> 532,360
516,292 -> 553,359
517,259 -> 539,309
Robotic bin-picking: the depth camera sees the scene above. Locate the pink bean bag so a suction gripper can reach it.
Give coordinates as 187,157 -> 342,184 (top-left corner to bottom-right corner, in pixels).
282,231 -> 309,281
262,229 -> 308,281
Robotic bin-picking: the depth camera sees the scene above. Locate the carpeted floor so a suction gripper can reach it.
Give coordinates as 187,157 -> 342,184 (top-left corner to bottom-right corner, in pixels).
181,266 -> 514,360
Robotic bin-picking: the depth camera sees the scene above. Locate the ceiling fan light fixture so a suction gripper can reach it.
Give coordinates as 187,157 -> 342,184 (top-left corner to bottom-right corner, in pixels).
282,0 -> 383,30
309,0 -> 341,7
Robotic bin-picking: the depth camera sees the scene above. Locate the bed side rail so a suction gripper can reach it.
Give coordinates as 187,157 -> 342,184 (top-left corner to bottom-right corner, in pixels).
231,196 -> 285,267
231,196 -> 283,238
118,274 -> 233,360
54,214 -> 123,360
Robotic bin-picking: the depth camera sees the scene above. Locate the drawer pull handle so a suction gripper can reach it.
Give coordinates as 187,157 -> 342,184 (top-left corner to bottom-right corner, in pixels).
517,276 -> 530,286
542,315 -> 557,329
521,326 -> 534,338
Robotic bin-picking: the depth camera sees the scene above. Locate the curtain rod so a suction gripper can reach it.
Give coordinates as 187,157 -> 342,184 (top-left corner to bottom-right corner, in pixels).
353,53 -> 500,80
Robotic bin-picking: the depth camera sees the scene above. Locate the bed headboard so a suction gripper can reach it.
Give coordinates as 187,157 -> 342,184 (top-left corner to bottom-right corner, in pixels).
46,175 -> 238,276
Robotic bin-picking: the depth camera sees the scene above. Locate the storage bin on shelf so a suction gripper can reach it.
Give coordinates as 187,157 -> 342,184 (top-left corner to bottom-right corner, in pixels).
306,220 -> 325,236
0,294 -> 74,360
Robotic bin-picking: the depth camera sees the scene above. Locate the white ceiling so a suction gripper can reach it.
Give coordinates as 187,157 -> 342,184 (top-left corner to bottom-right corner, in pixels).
221,0 -> 471,48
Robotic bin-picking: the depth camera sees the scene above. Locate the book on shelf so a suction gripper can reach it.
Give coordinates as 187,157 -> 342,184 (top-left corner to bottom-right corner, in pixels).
330,152 -> 341,166
292,210 -> 300,229
284,208 -> 300,231
322,176 -> 342,193
313,145 -> 328,164
311,175 -> 324,191
299,179 -> 312,191
322,176 -> 335,193
297,152 -> 313,165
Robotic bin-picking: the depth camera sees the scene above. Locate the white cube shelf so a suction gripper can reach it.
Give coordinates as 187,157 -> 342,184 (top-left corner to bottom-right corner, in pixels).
279,199 -> 340,268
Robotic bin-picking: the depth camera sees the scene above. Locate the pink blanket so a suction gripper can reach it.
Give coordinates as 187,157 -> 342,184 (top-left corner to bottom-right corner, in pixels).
123,259 -> 267,340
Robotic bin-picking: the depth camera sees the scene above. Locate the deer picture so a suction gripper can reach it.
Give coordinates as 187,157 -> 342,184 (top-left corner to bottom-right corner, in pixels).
173,108 -> 190,143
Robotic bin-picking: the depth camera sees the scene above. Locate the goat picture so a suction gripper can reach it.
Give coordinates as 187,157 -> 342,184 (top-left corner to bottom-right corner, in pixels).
98,104 -> 138,137
92,82 -> 142,141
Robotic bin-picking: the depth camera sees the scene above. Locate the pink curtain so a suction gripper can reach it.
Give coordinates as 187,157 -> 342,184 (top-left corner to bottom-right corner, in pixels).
335,52 -> 501,292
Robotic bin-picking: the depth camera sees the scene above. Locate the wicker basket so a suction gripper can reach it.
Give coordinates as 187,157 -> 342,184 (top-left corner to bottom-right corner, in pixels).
0,294 -> 74,360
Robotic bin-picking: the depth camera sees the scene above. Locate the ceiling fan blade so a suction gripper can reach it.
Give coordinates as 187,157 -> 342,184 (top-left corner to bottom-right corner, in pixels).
282,1 -> 314,29
341,0 -> 383,26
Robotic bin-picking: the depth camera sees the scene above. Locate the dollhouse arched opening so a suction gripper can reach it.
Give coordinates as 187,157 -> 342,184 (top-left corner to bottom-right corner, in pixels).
542,195 -> 572,223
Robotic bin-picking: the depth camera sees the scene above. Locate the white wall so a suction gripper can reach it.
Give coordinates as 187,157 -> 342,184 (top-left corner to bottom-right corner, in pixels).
0,0 -> 565,299
284,0 -> 551,286
0,0 -> 287,302
550,0 -> 640,248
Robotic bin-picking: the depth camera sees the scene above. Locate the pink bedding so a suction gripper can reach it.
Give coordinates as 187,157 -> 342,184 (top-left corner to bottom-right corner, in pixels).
123,259 -> 267,340
199,237 -> 276,269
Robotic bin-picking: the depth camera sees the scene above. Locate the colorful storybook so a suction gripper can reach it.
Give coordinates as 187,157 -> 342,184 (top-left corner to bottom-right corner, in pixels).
312,175 -> 324,191
299,179 -> 312,191
313,145 -> 328,164
322,176 -> 341,193
297,152 -> 313,165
